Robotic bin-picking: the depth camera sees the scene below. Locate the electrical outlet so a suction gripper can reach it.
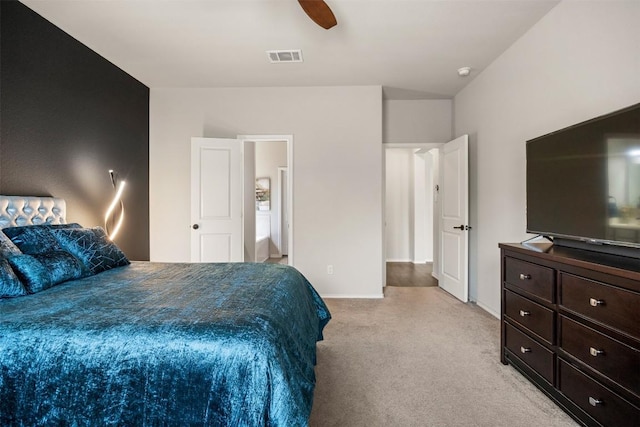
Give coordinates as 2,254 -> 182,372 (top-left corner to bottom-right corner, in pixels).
327,265 -> 334,275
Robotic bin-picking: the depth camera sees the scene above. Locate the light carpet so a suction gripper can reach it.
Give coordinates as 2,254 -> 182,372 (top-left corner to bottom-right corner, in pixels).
309,286 -> 578,427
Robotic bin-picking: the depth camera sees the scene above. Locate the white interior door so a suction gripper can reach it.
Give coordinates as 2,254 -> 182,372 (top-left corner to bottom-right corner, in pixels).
439,135 -> 469,302
191,137 -> 243,262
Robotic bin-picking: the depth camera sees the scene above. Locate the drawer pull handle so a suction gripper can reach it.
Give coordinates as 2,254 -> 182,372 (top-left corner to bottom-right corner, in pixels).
520,346 -> 531,354
519,310 -> 531,317
519,273 -> 531,280
588,397 -> 603,407
589,347 -> 604,357
589,298 -> 605,307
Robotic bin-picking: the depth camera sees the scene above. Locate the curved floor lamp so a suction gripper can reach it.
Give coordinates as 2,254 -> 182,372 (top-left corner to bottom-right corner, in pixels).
105,170 -> 126,240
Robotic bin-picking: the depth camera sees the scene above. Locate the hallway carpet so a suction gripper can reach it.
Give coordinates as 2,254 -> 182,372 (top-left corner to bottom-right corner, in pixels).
387,262 -> 438,287
309,287 -> 578,427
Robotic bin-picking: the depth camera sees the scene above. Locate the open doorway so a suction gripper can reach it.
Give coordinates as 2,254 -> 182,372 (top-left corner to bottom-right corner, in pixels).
239,135 -> 293,266
384,144 -> 441,287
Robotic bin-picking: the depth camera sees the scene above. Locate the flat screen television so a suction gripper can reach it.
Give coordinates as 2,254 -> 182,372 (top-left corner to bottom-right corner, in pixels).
526,103 -> 640,257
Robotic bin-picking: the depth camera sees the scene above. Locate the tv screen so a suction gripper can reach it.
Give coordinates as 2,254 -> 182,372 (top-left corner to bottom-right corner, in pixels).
526,103 -> 640,250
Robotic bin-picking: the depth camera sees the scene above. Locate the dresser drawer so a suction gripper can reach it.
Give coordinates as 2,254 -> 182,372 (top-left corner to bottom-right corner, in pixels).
560,316 -> 640,398
505,257 -> 555,303
505,290 -> 555,344
505,323 -> 554,384
559,359 -> 640,427
560,273 -> 640,339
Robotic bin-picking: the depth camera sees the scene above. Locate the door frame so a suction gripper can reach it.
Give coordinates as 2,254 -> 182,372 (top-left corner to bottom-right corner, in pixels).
277,166 -> 289,257
238,134 -> 294,266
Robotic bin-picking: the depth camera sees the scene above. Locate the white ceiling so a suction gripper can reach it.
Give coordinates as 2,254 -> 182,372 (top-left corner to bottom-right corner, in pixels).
22,0 -> 560,99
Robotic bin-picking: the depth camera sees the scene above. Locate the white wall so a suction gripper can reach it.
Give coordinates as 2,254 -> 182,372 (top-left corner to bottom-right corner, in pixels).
385,148 -> 415,261
384,99 -> 452,143
413,152 -> 427,263
243,141 -> 256,262
150,86 -> 384,298
454,0 -> 640,316
421,151 -> 435,263
385,148 -> 436,264
429,148 -> 441,278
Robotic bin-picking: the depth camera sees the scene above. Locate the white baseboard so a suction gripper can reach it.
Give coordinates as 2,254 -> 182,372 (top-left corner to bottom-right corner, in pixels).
475,300 -> 500,319
386,258 -> 412,262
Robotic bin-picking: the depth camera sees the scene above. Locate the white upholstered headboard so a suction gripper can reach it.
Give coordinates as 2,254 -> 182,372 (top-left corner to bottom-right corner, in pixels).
0,196 -> 67,229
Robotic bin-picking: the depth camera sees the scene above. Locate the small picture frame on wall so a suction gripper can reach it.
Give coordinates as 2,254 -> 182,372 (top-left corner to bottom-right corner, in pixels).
256,177 -> 270,211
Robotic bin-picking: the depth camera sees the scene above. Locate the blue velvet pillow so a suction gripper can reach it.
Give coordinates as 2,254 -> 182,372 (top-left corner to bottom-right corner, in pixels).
52,227 -> 130,275
0,232 -> 22,257
0,258 -> 28,298
2,223 -> 82,255
7,251 -> 86,293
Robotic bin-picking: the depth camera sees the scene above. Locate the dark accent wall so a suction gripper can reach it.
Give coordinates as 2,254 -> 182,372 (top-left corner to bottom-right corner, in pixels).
0,1 -> 149,260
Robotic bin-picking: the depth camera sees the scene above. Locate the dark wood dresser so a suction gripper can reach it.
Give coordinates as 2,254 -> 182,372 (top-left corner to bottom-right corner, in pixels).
500,243 -> 640,427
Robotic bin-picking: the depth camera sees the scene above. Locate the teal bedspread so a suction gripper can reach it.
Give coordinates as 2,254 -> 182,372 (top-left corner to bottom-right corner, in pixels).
0,262 -> 330,426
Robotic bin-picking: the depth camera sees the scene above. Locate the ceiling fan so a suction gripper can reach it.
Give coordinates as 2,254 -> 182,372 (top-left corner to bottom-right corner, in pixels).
298,0 -> 337,30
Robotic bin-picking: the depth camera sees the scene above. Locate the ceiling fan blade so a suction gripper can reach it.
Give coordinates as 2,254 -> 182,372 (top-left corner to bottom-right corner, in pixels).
298,0 -> 337,30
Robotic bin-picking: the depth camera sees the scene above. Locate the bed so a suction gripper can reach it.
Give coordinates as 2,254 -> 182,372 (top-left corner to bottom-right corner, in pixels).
0,196 -> 330,426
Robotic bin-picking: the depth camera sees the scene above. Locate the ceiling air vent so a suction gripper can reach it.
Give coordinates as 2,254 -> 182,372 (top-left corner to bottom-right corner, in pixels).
267,50 -> 303,63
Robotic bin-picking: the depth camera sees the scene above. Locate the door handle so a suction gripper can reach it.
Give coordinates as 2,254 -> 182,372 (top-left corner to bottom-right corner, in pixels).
192,224 -> 199,230
453,225 -> 472,230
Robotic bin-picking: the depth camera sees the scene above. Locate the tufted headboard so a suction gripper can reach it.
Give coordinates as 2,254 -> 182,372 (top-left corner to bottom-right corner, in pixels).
0,196 -> 67,229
